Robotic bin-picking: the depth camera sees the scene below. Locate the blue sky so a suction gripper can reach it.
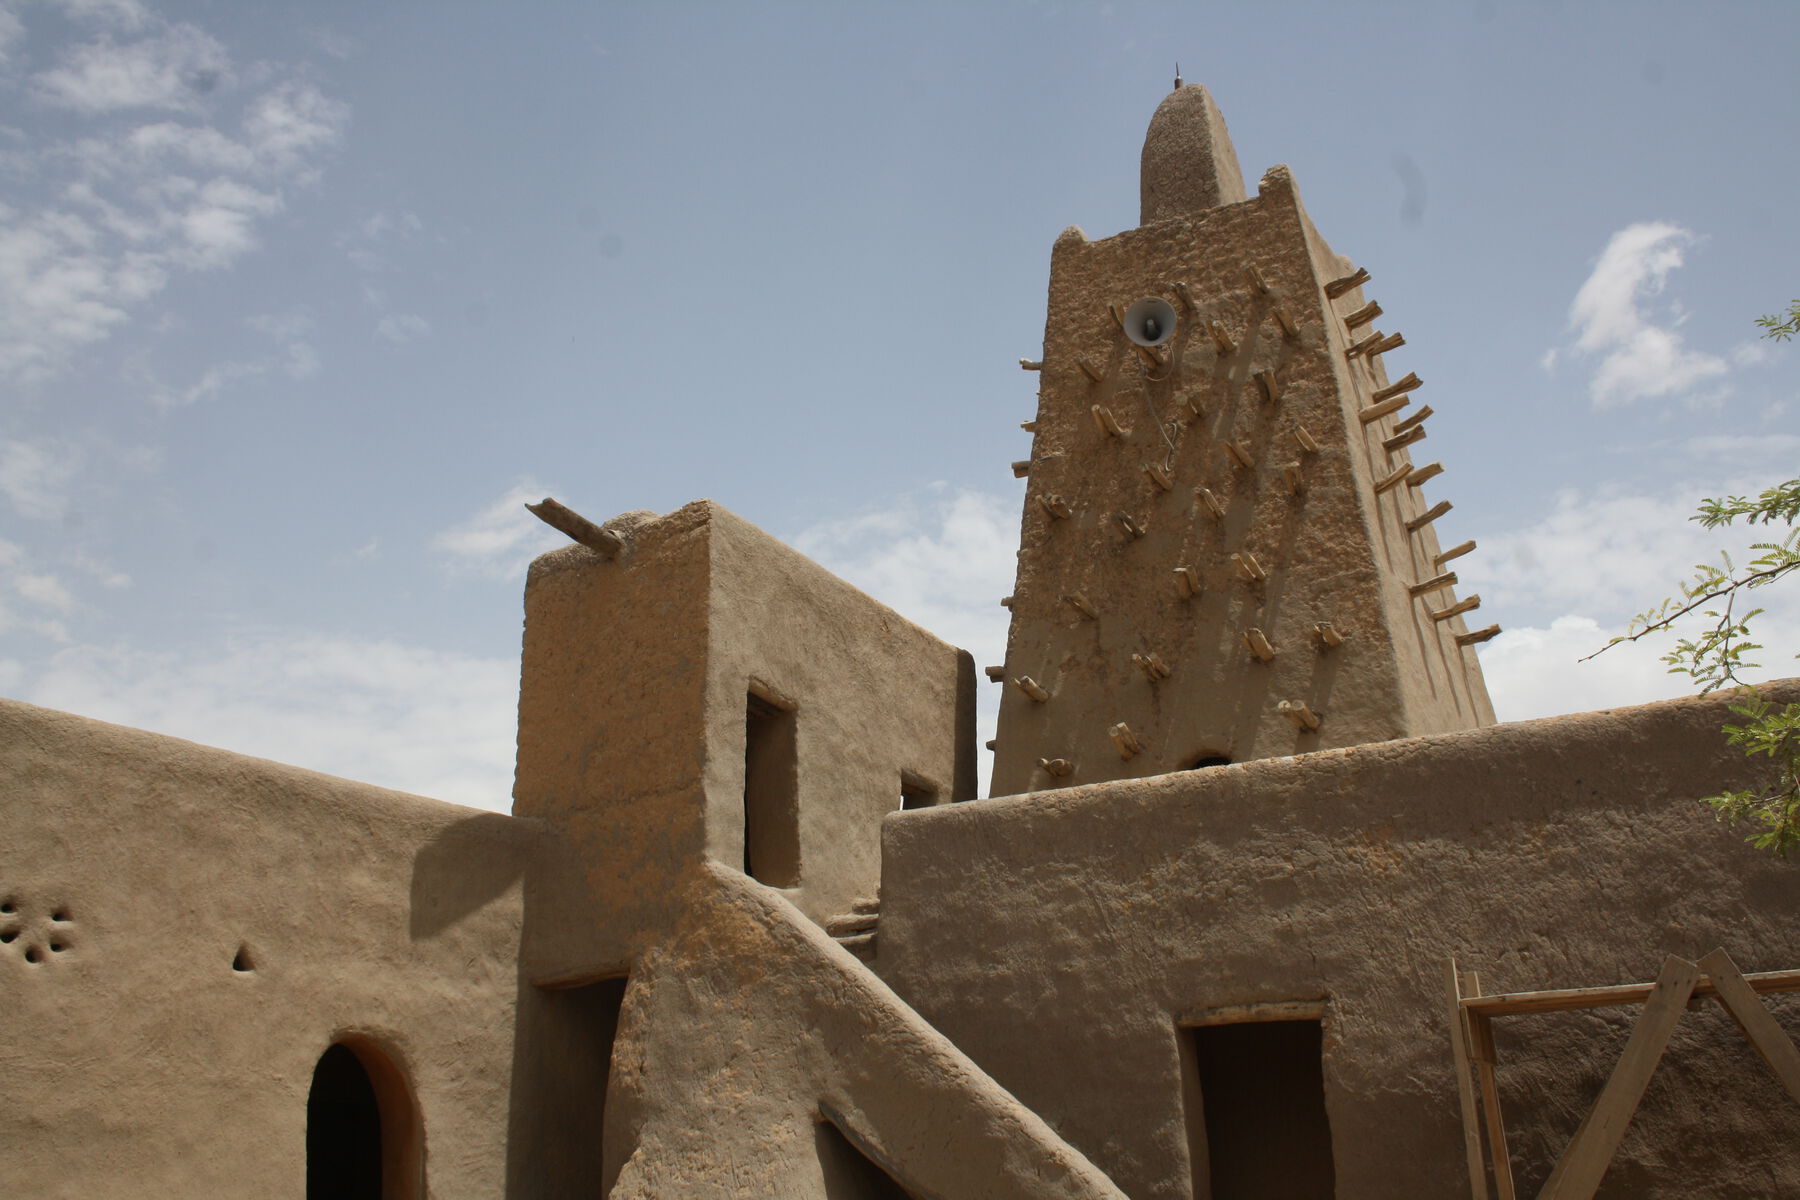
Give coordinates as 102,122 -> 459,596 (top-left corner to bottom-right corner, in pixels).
3,0 -> 1797,810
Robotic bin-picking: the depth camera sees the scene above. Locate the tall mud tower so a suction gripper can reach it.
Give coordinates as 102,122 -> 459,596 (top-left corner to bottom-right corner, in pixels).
990,84 -> 1497,796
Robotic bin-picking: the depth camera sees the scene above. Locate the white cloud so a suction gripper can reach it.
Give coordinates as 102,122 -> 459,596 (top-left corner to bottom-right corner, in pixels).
1563,222 -> 1728,407
0,7 -> 348,385
24,634 -> 520,810
432,482 -> 564,578
0,8 -> 25,63
32,20 -> 232,113
0,437 -> 80,519
375,311 -> 430,343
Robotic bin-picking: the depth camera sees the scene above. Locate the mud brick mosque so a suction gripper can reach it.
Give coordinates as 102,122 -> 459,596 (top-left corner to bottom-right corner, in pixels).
6,84 -> 1800,1199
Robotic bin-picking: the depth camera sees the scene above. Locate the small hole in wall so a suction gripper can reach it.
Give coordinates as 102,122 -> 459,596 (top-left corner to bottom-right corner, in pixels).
0,901 -> 15,914
0,931 -> 15,943
23,946 -> 41,963
232,945 -> 255,973
48,942 -> 65,953
51,909 -> 69,922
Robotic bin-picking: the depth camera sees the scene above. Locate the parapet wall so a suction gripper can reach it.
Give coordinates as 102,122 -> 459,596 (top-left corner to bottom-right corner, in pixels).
0,698 -> 539,1198
878,682 -> 1800,1199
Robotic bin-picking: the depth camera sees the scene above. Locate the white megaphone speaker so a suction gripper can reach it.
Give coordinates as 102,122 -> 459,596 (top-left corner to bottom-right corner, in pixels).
1122,297 -> 1178,348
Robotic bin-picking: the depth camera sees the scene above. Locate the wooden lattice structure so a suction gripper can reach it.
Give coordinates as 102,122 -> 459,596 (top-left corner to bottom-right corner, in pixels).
1446,950 -> 1800,1199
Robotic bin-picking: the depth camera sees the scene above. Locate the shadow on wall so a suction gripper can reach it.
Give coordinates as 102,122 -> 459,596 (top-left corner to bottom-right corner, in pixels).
407,812 -> 534,941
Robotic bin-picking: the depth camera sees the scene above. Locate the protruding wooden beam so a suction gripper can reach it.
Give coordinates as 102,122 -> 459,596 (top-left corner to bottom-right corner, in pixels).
1063,593 -> 1099,620
1282,463 -> 1305,496
1278,699 -> 1322,731
1365,331 -> 1405,357
1038,493 -> 1072,519
1077,355 -> 1104,382
526,497 -> 625,559
984,665 -> 1006,682
1177,394 -> 1204,420
1407,462 -> 1444,487
1409,571 -> 1458,597
1133,652 -> 1173,680
1407,499 -> 1452,532
1109,722 -> 1143,759
1092,405 -> 1125,437
986,738 -> 997,751
1359,395 -> 1410,424
1224,440 -> 1255,469
1020,358 -> 1043,370
1039,757 -> 1073,778
1393,404 -> 1433,435
1014,676 -> 1052,702
1324,267 -> 1370,298
1115,512 -> 1146,540
1371,371 -> 1422,402
1346,330 -> 1385,359
1209,321 -> 1237,354
1020,420 -> 1039,433
1374,464 -> 1411,494
1233,552 -> 1267,582
1435,540 -> 1476,567
1012,460 -> 1032,478
1246,264 -> 1272,294
1173,566 -> 1201,598
1256,369 -> 1280,403
999,595 -> 1014,608
1455,624 -> 1501,646
1294,427 -> 1320,453
1243,628 -> 1276,662
1143,462 -> 1174,492
1430,594 -> 1481,622
1273,307 -> 1298,337
1383,425 -> 1426,453
1174,281 -> 1199,314
1344,299 -> 1383,329
1314,622 -> 1346,648
1196,487 -> 1226,519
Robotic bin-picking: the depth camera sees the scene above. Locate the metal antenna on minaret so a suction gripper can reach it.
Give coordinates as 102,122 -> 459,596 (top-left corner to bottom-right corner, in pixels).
1174,62 -> 1182,89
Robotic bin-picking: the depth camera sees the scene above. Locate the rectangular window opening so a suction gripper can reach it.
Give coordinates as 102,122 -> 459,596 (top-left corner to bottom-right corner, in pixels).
1185,1016 -> 1335,1200
744,689 -> 800,887
898,771 -> 940,811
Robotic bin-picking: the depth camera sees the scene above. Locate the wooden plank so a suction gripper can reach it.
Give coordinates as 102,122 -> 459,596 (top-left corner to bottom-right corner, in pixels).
1699,948 -> 1800,1107
1538,955 -> 1702,1200
1465,967 -> 1800,1017
1467,1011 -> 1518,1200
1446,959 -> 1493,1200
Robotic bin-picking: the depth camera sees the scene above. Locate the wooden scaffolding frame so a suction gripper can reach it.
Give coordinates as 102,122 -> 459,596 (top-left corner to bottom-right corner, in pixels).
1445,949 -> 1800,1200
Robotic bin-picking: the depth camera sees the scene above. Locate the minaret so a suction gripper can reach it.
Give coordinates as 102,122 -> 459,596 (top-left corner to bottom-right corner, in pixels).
990,84 -> 1496,796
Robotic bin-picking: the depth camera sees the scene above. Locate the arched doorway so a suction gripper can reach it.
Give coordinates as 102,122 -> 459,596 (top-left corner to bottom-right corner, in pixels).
307,1039 -> 421,1199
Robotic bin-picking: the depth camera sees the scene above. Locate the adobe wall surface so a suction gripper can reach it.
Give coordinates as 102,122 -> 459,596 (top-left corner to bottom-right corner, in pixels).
604,862 -> 1126,1199
0,698 -> 540,1199
994,163 -> 1489,796
880,683 -> 1800,1199
518,499 -> 975,983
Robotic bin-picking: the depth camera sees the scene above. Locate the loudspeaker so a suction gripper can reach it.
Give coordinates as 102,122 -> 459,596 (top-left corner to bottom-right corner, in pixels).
1122,297 -> 1178,347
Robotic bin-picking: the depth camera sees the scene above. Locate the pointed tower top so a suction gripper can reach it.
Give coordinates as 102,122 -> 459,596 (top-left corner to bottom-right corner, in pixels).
1139,83 -> 1247,226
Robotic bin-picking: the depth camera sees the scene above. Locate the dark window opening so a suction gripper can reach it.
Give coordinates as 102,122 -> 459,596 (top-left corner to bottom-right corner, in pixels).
1188,1019 -> 1335,1199
899,772 -> 939,811
1188,755 -> 1233,770
308,1044 -> 383,1200
816,1118 -> 913,1200
744,690 -> 800,887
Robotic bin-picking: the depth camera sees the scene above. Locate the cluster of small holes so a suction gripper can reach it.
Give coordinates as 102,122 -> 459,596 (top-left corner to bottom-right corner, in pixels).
1,896 -> 75,967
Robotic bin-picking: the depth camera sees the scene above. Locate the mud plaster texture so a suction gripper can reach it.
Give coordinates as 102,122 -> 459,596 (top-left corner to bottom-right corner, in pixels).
994,86 -> 1489,798
0,699 -> 537,1199
883,683 -> 1800,1200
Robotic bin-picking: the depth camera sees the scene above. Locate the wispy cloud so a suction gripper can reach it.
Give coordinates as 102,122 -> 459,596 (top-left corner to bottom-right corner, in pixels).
0,4 -> 348,384
0,437 -> 81,519
1560,222 -> 1728,407
432,481 -> 564,578
24,634 -> 522,810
